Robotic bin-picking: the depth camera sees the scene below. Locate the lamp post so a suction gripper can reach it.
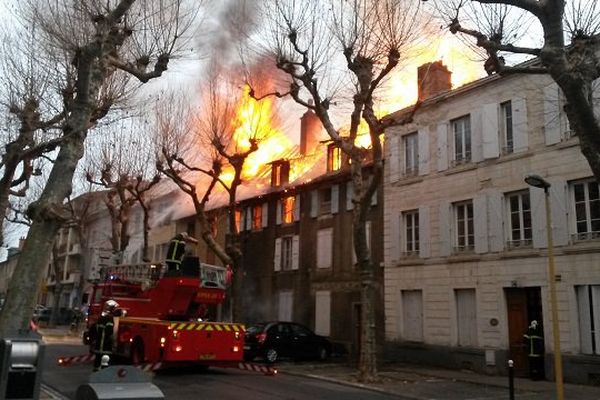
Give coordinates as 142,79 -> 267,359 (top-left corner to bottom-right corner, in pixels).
524,174 -> 564,400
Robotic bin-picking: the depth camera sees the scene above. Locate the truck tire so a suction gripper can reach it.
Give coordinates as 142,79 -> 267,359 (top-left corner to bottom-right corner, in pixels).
131,339 -> 145,365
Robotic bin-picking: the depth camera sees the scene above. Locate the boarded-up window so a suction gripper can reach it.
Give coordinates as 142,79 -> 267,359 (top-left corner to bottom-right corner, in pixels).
456,289 -> 477,347
278,290 -> 293,322
315,291 -> 331,336
402,290 -> 423,342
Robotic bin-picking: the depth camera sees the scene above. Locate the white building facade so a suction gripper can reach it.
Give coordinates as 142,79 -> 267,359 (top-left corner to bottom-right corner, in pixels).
384,68 -> 600,384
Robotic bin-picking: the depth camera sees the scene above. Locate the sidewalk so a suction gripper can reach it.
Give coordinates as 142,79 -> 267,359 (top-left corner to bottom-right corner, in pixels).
38,326 -> 600,399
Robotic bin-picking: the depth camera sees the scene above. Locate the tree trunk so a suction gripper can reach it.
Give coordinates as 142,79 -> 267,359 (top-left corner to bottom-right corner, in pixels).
0,131 -> 87,335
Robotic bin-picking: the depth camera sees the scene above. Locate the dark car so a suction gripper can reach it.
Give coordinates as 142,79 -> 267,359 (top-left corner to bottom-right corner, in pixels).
243,321 -> 332,363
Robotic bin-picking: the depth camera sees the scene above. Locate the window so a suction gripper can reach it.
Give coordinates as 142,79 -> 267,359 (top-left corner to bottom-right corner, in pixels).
403,132 -> 418,176
271,160 -> 290,187
234,209 -> 242,232
455,289 -> 477,347
452,115 -> 471,164
576,285 -> 600,355
454,201 -> 474,252
507,191 -> 532,248
402,290 -> 423,342
252,204 -> 262,230
403,210 -> 419,255
281,236 -> 294,271
327,144 -> 343,172
317,228 -> 333,269
500,101 -> 513,154
319,187 -> 332,215
572,180 -> 600,241
282,196 -> 295,224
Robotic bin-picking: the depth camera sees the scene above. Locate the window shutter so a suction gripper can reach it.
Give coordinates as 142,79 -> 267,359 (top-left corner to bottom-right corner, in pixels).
389,211 -> 401,263
310,190 -> 318,218
512,97 -> 529,152
418,128 -> 429,175
244,208 -> 251,231
317,228 -> 333,269
530,186 -> 548,248
487,191 -> 504,252
439,202 -> 452,256
471,109 -> 483,162
371,188 -> 377,206
274,238 -> 281,271
474,194 -> 489,254
261,202 -> 268,228
331,184 -> 339,214
315,291 -> 331,336
544,83 -> 561,145
419,205 -> 430,258
346,182 -> 354,211
482,103 -> 499,159
576,286 -> 593,354
293,195 -> 301,221
592,286 -> 600,353
436,123 -> 448,171
550,179 -> 568,246
388,135 -> 400,182
292,235 -> 300,270
276,201 -> 282,225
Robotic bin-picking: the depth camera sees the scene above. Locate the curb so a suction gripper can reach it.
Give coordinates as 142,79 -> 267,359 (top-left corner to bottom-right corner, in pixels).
41,384 -> 70,400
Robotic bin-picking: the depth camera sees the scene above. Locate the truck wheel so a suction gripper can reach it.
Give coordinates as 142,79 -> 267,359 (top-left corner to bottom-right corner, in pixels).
131,340 -> 145,365
264,348 -> 278,364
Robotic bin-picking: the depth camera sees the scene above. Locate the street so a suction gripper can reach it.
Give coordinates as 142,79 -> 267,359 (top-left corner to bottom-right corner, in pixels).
42,344 -> 405,399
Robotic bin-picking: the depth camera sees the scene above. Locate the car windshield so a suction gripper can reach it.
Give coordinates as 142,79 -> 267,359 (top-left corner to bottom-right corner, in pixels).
246,324 -> 266,334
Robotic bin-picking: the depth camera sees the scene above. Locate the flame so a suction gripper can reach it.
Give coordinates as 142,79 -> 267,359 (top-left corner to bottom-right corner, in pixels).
383,33 -> 485,112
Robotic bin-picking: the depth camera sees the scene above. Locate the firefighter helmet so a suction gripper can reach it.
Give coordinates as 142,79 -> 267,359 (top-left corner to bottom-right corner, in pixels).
103,299 -> 119,312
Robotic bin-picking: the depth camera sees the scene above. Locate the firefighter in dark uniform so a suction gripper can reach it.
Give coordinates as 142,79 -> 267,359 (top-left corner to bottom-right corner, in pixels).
92,300 -> 118,371
523,320 -> 545,380
165,232 -> 198,274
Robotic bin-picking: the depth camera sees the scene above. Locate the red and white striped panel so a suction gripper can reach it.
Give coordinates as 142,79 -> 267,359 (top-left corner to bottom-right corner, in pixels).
135,362 -> 162,372
237,362 -> 277,375
57,353 -> 94,365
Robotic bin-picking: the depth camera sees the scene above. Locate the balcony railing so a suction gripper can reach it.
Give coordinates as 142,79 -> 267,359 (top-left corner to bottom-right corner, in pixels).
572,231 -> 600,242
453,244 -> 474,254
507,239 -> 533,249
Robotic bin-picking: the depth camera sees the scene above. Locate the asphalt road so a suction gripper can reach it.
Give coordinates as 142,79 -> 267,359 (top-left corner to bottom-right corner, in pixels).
43,344 -> 406,399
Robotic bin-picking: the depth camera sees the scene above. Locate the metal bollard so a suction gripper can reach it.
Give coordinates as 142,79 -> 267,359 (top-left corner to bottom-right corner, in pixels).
0,331 -> 45,400
75,365 -> 164,400
508,359 -> 515,400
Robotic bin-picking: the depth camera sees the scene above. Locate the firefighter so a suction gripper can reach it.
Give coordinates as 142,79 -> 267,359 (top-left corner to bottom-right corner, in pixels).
165,232 -> 198,274
92,300 -> 119,371
523,320 -> 545,380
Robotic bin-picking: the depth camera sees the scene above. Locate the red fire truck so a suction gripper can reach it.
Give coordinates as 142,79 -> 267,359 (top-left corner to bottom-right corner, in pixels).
83,258 -> 245,368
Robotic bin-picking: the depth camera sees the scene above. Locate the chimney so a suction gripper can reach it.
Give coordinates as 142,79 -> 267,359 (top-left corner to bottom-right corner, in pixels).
299,100 -> 323,155
417,61 -> 452,101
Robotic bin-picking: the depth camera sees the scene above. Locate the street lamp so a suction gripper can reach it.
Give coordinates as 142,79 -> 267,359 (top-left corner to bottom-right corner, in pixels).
524,174 -> 564,400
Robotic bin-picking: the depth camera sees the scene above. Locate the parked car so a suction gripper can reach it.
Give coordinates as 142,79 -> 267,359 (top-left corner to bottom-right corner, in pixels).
243,321 -> 332,363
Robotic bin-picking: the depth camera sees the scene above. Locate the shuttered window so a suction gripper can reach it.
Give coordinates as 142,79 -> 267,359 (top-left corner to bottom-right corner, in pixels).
403,210 -> 419,255
317,228 -> 333,269
454,200 -> 474,253
452,115 -> 471,164
403,132 -> 418,176
506,191 -> 532,248
500,101 -> 513,154
572,180 -> 600,241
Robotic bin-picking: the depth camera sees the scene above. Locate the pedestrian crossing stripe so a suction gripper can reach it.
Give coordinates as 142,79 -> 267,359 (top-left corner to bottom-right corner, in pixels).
169,322 -> 245,332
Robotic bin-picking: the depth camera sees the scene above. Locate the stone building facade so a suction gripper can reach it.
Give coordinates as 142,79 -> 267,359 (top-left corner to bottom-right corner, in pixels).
383,63 -> 600,384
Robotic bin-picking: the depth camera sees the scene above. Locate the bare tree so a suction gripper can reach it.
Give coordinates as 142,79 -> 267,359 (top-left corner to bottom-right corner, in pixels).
0,0 -> 199,336
155,70 -> 277,319
437,0 -> 600,180
252,0 -> 427,381
85,122 -> 160,263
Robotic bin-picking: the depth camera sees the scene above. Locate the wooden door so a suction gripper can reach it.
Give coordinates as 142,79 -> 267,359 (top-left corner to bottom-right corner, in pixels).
505,288 -> 529,376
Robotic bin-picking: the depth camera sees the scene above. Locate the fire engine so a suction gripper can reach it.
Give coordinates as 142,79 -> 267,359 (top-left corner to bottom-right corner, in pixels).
83,257 -> 245,368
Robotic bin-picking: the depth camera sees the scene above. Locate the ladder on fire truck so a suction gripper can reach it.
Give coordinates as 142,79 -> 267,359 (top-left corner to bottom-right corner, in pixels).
102,262 -> 228,289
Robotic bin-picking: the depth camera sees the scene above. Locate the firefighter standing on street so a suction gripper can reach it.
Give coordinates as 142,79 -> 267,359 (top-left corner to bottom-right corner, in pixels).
92,300 -> 119,371
523,320 -> 545,380
165,232 -> 198,274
